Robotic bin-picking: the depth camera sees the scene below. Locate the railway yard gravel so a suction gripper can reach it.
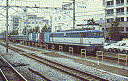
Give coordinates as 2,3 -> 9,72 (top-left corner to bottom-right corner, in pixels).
11,44 -> 128,81
1,43 -> 128,81
0,45 -> 81,81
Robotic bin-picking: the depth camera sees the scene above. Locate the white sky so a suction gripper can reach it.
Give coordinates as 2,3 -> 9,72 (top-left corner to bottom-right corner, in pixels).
0,0 -> 105,33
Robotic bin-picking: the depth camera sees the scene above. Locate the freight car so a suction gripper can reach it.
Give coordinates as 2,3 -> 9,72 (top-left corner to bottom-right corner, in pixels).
8,35 -> 28,43
9,30 -> 105,55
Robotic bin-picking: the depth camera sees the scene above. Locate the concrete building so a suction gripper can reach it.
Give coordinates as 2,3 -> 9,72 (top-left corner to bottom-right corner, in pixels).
52,0 -> 105,32
104,0 -> 128,38
11,8 -> 50,35
12,16 -> 20,31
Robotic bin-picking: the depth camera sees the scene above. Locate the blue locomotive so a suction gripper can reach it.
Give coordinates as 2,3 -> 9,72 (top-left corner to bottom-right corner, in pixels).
48,30 -> 104,45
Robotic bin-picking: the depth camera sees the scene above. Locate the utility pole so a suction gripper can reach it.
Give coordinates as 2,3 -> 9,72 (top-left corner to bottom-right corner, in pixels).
73,0 -> 75,30
6,0 -> 9,53
50,16 -> 52,32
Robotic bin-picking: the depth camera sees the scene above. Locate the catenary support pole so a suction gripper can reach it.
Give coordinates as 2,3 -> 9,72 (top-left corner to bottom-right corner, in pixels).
73,0 -> 75,30
6,0 -> 9,53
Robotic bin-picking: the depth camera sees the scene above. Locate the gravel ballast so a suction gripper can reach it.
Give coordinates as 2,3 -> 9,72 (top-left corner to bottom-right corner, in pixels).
10,44 -> 128,81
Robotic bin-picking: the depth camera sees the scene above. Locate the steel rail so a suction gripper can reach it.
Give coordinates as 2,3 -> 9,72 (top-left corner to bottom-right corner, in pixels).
0,68 -> 8,81
0,56 -> 27,81
8,45 -> 108,81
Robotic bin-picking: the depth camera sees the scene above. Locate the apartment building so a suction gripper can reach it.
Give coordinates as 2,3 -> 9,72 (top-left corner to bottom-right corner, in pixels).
105,0 -> 128,38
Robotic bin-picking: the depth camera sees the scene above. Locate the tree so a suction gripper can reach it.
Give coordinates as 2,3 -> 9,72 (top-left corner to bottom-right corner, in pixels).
10,30 -> 18,35
41,24 -> 50,32
22,25 -> 32,34
34,26 -> 40,33
87,18 -> 99,25
28,28 -> 32,33
22,27 -> 27,35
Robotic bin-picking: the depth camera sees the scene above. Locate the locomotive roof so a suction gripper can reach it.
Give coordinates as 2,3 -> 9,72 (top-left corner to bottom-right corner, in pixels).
52,30 -> 103,34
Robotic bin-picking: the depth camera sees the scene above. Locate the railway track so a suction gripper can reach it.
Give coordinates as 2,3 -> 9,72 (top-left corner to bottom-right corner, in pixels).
0,56 -> 27,81
5,44 -> 108,81
14,44 -> 128,65
0,43 -> 56,81
1,42 -> 127,64
0,68 -> 8,81
28,68 -> 56,81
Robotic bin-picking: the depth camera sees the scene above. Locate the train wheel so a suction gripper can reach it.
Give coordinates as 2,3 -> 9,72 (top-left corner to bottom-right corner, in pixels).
106,49 -> 109,52
113,48 -> 116,53
122,50 -> 128,54
126,50 -> 128,54
116,49 -> 120,53
113,48 -> 118,53
108,48 -> 112,52
111,48 -> 116,53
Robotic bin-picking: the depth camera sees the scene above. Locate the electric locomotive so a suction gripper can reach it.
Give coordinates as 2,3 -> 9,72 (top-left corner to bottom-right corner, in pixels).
48,30 -> 104,45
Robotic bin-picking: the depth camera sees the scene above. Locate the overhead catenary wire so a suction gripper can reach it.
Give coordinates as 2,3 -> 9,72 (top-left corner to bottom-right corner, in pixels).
1,0 -> 123,33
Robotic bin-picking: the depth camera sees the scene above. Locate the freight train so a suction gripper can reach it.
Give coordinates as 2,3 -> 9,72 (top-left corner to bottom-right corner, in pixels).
8,29 -> 105,55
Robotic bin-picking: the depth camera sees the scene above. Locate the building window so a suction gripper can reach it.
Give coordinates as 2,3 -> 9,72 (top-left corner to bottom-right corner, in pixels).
106,9 -> 114,15
116,17 -> 124,22
116,0 -> 124,5
119,27 -> 124,31
126,27 -> 128,31
32,22 -> 35,24
107,1 -> 114,7
116,7 -> 124,15
107,18 -> 114,23
116,0 -> 124,4
14,24 -> 18,26
127,7 -> 128,14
